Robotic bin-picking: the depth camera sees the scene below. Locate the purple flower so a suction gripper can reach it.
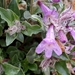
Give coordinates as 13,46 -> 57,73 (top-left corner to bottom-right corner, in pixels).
35,25 -> 62,58
37,1 -> 58,16
58,30 -> 68,43
52,0 -> 60,3
37,1 -> 58,25
37,1 -> 52,16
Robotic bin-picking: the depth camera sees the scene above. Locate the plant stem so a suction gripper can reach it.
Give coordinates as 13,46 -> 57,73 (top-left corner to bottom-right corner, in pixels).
3,0 -> 7,8
30,0 -> 34,14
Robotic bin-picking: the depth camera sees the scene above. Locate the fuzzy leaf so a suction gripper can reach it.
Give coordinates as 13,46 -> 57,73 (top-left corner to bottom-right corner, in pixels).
8,0 -> 20,16
53,52 -> 69,61
21,59 -> 29,73
55,61 -> 70,75
28,63 -> 38,71
22,21 -> 41,36
16,33 -> 24,43
23,11 -> 31,19
16,69 -> 25,75
6,34 -> 17,46
26,47 -> 36,63
0,7 -> 19,26
2,62 -> 20,75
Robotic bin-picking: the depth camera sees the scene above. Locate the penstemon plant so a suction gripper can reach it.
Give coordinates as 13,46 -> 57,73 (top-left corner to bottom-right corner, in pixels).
0,0 -> 75,75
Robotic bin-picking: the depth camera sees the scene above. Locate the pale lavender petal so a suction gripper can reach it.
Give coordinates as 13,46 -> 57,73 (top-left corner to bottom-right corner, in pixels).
45,46 -> 53,58
51,10 -> 58,18
58,30 -> 68,43
43,16 -> 50,25
43,25 -> 55,44
35,40 -> 46,54
45,25 -> 55,41
37,1 -> 52,15
37,1 -> 58,17
53,41 -> 62,56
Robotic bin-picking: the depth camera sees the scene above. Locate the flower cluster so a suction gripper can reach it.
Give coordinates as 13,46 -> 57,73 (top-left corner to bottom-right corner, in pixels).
35,0 -> 75,58
5,20 -> 25,35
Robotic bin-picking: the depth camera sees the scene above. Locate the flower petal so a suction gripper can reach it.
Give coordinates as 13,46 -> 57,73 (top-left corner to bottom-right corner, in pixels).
53,41 -> 62,56
43,16 -> 50,25
37,1 -> 52,15
37,1 -> 58,18
35,40 -> 45,54
45,46 -> 53,58
45,25 -> 55,43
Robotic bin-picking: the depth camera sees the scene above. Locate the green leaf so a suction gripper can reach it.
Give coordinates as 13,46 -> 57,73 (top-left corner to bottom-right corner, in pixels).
31,15 -> 43,26
0,7 -> 19,26
8,0 -> 20,16
0,39 -> 6,47
26,47 -> 36,63
7,46 -> 18,54
7,46 -> 19,58
11,54 -> 21,67
71,60 -> 75,66
22,21 -> 41,36
28,63 -> 38,71
21,59 -> 29,73
7,46 -> 24,62
2,62 -> 20,75
55,61 -> 70,75
16,69 -> 25,75
0,0 -> 3,7
16,33 -> 24,43
53,52 -> 69,61
6,34 -> 17,46
23,11 -> 31,19
32,6 -> 42,14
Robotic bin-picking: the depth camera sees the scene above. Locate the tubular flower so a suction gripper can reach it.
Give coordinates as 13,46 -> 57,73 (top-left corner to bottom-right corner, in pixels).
35,25 -> 62,58
37,1 -> 52,15
37,1 -> 58,25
